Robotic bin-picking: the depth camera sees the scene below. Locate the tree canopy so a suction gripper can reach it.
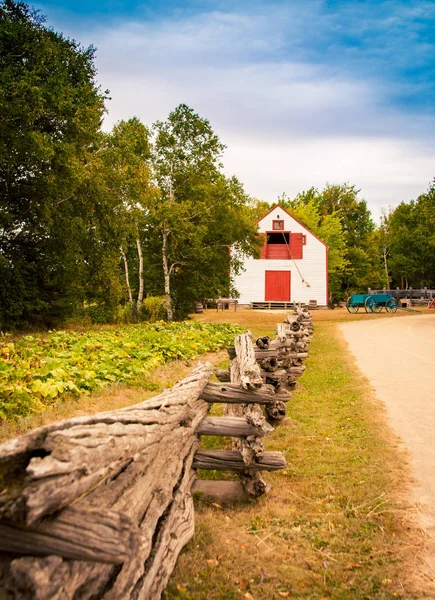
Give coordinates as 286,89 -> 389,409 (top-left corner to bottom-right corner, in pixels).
386,180 -> 435,289
279,179 -> 435,299
0,0 -> 106,328
0,4 -> 260,328
150,105 -> 260,319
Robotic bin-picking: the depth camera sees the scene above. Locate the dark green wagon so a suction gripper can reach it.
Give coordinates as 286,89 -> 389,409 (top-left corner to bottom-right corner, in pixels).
346,293 -> 398,314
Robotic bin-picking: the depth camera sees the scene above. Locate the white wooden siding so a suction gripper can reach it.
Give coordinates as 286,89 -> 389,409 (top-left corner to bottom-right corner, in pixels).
232,206 -> 328,305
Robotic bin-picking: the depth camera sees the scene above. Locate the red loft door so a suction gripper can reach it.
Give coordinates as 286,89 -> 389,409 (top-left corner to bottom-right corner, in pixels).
265,271 -> 291,301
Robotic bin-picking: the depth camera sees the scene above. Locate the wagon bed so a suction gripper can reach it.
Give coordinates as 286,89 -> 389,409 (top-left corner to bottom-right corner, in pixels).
346,293 -> 398,314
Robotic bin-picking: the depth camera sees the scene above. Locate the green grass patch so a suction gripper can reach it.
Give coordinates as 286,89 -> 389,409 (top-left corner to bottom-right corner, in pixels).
165,320 -> 428,599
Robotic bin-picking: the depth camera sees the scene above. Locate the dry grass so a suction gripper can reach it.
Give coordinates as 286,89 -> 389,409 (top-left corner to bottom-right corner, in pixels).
193,305 -> 430,329
164,308 -> 433,599
2,307 -> 433,598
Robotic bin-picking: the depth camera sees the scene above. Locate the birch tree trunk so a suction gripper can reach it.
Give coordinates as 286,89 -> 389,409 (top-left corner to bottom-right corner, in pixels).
136,237 -> 144,312
383,244 -> 390,290
120,246 -> 133,308
162,228 -> 174,321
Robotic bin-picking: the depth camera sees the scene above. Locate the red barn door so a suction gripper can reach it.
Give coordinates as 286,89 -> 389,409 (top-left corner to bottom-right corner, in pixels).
265,271 -> 291,301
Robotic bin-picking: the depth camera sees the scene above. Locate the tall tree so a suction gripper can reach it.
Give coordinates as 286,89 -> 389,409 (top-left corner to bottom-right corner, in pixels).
316,183 -> 380,296
151,104 -> 259,319
387,179 -> 435,288
88,118 -> 156,318
0,0 -> 106,328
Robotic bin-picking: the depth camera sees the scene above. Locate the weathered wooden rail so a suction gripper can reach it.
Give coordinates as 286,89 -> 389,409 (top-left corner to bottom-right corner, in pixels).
0,306 -> 314,599
196,303 -> 314,500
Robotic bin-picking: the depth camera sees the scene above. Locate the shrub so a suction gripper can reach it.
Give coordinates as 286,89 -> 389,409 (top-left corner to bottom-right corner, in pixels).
140,296 -> 167,322
85,304 -> 117,324
116,304 -> 138,324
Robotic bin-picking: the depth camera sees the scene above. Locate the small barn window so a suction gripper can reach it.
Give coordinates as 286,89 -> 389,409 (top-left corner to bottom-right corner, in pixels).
272,220 -> 284,230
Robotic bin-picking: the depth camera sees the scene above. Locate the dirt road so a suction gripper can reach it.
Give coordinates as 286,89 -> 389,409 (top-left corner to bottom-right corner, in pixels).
340,314 -> 435,572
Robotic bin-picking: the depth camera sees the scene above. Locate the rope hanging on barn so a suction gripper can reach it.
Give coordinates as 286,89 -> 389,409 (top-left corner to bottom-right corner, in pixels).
280,230 -> 311,288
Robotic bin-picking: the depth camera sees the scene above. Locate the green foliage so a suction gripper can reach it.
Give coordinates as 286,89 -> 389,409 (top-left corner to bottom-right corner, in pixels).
81,118 -> 157,311
249,199 -> 273,222
85,304 -> 118,325
0,4 -> 260,331
0,0 -> 106,329
153,103 -> 225,195
316,184 -> 382,295
0,321 -> 243,420
317,183 -> 375,245
140,297 -> 167,322
386,179 -> 435,288
149,105 -> 261,319
116,304 -> 136,324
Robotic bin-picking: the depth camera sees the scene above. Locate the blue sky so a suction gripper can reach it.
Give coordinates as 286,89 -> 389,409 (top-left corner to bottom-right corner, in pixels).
35,0 -> 435,221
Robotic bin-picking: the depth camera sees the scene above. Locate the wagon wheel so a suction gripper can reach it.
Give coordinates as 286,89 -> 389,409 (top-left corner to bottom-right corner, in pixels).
385,298 -> 398,313
346,297 -> 359,313
428,298 -> 435,309
364,296 -> 377,313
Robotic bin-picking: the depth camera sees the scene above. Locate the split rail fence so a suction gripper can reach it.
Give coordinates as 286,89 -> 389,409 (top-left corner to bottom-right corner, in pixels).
0,305 -> 314,600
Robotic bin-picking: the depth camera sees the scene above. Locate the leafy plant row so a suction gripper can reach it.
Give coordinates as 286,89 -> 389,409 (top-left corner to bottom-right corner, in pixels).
0,321 -> 243,421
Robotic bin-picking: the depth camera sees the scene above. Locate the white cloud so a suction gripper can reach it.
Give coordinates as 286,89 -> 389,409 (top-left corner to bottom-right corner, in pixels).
43,3 -> 435,222
222,134 -> 435,220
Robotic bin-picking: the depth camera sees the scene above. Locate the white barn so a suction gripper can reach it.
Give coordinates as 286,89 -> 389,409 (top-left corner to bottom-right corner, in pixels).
233,205 -> 328,307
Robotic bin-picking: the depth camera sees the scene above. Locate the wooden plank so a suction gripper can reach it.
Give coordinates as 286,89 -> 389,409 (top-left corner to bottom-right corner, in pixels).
225,332 -> 272,498
256,349 -> 308,359
260,369 -> 288,380
193,450 -> 286,471
255,336 -> 271,349
196,416 -> 273,437
275,323 -> 287,343
230,344 -> 308,358
215,369 -> 230,382
260,356 -> 279,372
200,382 -> 290,404
265,400 -> 287,422
135,464 -> 197,599
236,332 -> 263,390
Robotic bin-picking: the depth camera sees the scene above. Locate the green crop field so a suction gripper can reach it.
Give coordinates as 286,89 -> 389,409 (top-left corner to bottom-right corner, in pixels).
0,321 -> 243,421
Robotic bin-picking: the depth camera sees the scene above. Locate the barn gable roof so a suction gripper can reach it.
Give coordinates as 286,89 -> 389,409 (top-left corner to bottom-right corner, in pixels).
258,204 -> 329,249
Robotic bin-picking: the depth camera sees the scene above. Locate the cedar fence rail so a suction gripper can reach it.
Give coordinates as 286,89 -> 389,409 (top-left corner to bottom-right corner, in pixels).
0,305 -> 313,600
